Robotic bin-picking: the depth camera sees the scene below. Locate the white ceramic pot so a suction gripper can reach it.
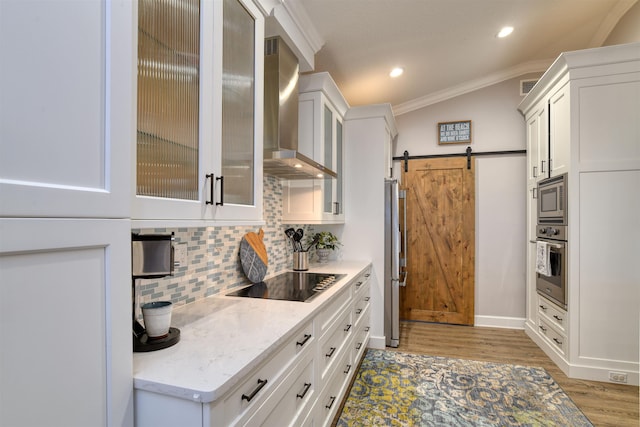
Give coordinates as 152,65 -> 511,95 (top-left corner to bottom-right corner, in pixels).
141,301 -> 173,338
316,248 -> 331,263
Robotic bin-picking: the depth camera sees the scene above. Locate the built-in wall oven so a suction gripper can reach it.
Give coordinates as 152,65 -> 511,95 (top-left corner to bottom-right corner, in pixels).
536,174 -> 567,309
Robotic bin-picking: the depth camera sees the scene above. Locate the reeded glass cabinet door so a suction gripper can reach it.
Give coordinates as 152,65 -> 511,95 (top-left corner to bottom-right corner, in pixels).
136,0 -> 200,201
221,0 -> 255,206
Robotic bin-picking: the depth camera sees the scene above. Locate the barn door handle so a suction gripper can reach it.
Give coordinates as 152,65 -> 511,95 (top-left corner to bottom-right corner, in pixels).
399,188 -> 407,287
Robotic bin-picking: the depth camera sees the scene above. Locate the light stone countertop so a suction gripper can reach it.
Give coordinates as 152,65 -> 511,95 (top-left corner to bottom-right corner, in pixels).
132,260 -> 370,404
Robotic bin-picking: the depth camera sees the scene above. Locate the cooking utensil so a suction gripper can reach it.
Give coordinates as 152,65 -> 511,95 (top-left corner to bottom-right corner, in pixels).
285,228 -> 297,252
294,229 -> 304,251
304,235 -> 319,252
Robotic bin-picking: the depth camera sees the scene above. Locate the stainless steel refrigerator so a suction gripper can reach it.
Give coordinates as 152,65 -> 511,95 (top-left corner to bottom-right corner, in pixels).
384,178 -> 406,347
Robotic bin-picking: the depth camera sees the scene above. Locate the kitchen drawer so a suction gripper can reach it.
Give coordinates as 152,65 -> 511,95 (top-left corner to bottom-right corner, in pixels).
316,285 -> 352,335
245,351 -> 315,427
537,295 -> 567,334
537,317 -> 567,357
212,320 -> 313,426
318,307 -> 353,381
352,267 -> 371,296
316,347 -> 353,427
353,306 -> 371,360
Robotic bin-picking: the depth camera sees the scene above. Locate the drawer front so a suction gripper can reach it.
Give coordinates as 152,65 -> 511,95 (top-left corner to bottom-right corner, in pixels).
352,266 -> 371,297
318,308 -> 353,381
317,348 -> 353,427
246,352 -> 315,427
353,282 -> 370,327
217,321 -> 313,426
353,306 -> 371,360
537,317 -> 567,357
537,295 -> 567,333
316,286 -> 352,335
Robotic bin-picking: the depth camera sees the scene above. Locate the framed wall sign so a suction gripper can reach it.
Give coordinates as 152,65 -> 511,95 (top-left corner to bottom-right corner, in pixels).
438,120 -> 472,144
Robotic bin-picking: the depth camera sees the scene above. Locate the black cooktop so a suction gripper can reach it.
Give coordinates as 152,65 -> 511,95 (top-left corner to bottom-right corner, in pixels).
227,272 -> 346,302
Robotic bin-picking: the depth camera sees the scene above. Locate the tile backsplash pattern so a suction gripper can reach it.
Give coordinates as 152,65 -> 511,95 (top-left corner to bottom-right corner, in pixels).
133,176 -> 315,312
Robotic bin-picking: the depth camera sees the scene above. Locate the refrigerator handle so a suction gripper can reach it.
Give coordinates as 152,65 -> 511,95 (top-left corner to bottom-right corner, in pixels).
399,189 -> 407,287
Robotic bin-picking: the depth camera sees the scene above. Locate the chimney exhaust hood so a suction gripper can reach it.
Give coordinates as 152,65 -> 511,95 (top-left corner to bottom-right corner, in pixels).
263,37 -> 337,180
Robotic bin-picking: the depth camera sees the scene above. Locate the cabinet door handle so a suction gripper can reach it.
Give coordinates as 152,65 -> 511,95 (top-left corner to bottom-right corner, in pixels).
532,166 -> 537,178
541,160 -> 546,173
296,334 -> 312,347
206,173 -> 215,205
296,382 -> 312,399
343,364 -> 352,375
532,187 -> 538,199
333,201 -> 340,215
241,378 -> 267,402
325,347 -> 336,358
553,315 -> 563,322
344,324 -> 352,332
216,176 -> 224,206
325,396 -> 336,409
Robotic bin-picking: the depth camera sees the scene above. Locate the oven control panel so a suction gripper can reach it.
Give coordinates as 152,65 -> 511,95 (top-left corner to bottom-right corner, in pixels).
537,225 -> 566,240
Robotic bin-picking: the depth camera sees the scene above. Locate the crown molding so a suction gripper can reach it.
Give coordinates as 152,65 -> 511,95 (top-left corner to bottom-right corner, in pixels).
588,0 -> 638,47
392,59 -> 553,116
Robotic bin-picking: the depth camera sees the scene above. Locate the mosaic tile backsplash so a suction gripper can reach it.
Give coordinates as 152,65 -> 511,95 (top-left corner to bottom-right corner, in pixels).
133,176 -> 316,312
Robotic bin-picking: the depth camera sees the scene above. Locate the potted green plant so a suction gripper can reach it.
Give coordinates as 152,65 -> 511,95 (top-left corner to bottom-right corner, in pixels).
306,231 -> 341,263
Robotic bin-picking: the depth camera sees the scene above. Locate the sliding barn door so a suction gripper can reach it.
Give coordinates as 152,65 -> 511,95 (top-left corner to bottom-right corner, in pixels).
400,157 -> 475,325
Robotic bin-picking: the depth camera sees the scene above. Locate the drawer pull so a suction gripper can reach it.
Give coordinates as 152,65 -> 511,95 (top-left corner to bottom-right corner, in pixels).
344,364 -> 352,374
296,334 -> 312,347
325,347 -> 336,358
325,396 -> 336,410
553,338 -> 563,345
364,297 -> 370,302
344,324 -> 352,332
364,327 -> 370,332
364,273 -> 370,278
355,281 -> 363,288
356,308 -> 363,315
356,342 -> 362,350
241,378 -> 268,402
296,382 -> 312,399
539,304 -> 547,311
553,315 -> 563,322
539,325 -> 547,333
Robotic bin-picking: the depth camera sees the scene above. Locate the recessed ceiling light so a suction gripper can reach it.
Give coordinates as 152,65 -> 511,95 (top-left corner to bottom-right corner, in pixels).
390,67 -> 404,78
497,26 -> 514,38
294,163 -> 302,168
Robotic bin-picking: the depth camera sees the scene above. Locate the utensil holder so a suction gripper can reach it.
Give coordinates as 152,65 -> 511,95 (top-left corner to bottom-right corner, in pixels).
293,251 -> 309,271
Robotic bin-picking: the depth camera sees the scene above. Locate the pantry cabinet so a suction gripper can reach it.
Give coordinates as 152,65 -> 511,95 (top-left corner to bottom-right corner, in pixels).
282,73 -> 349,224
133,0 -> 264,225
519,42 -> 640,385
0,2 -> 135,426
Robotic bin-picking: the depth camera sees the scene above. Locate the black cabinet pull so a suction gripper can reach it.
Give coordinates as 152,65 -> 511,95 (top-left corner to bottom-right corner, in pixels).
344,324 -> 352,332
539,305 -> 547,311
325,347 -> 336,358
355,281 -> 363,288
539,325 -> 547,333
553,315 -> 563,322
364,297 -> 370,302
325,396 -> 336,410
356,342 -> 362,350
343,364 -> 352,374
364,327 -> 370,332
216,176 -> 224,206
241,378 -> 267,402
364,273 -> 370,278
356,308 -> 363,315
553,338 -> 563,345
296,382 -> 312,399
296,334 -> 312,347
206,174 -> 215,205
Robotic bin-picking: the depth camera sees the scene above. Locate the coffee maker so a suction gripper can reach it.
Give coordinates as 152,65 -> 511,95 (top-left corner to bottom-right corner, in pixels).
131,233 -> 180,352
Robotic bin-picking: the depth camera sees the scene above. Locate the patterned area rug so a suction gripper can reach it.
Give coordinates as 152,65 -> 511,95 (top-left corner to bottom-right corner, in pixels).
337,349 -> 593,427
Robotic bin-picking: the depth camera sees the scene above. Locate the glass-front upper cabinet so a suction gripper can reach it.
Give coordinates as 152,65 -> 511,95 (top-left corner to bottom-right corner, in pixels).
322,105 -> 344,219
134,0 -> 263,223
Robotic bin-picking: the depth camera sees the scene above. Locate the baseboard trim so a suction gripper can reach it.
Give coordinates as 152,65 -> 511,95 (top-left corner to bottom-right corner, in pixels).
368,335 -> 386,350
474,315 -> 526,330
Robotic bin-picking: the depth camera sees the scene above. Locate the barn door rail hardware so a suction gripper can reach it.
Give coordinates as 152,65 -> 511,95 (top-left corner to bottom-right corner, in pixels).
396,147 -> 526,172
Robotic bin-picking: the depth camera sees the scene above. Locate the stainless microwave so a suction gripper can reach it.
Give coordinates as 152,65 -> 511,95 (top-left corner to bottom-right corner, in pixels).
537,173 -> 567,225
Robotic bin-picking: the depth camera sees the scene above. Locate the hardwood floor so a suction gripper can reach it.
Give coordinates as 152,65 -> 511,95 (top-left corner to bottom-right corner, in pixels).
392,321 -> 639,427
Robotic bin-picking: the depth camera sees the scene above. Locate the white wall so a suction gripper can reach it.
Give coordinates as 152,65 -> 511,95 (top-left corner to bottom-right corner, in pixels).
394,75 -> 539,328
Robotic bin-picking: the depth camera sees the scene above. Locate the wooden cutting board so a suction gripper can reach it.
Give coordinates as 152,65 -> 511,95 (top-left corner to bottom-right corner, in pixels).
239,228 -> 268,283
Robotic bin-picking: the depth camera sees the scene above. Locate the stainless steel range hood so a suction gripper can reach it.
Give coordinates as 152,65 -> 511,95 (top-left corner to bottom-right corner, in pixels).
263,37 -> 337,180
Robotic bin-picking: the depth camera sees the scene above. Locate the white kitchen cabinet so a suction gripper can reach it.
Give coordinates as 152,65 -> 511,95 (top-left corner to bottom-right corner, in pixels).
282,73 -> 348,224
518,42 -> 640,385
0,219 -> 133,427
133,0 -> 264,224
134,263 -> 371,427
0,0 -> 133,219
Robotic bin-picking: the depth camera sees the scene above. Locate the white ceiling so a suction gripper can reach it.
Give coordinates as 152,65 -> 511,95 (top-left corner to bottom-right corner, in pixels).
291,0 -> 636,113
